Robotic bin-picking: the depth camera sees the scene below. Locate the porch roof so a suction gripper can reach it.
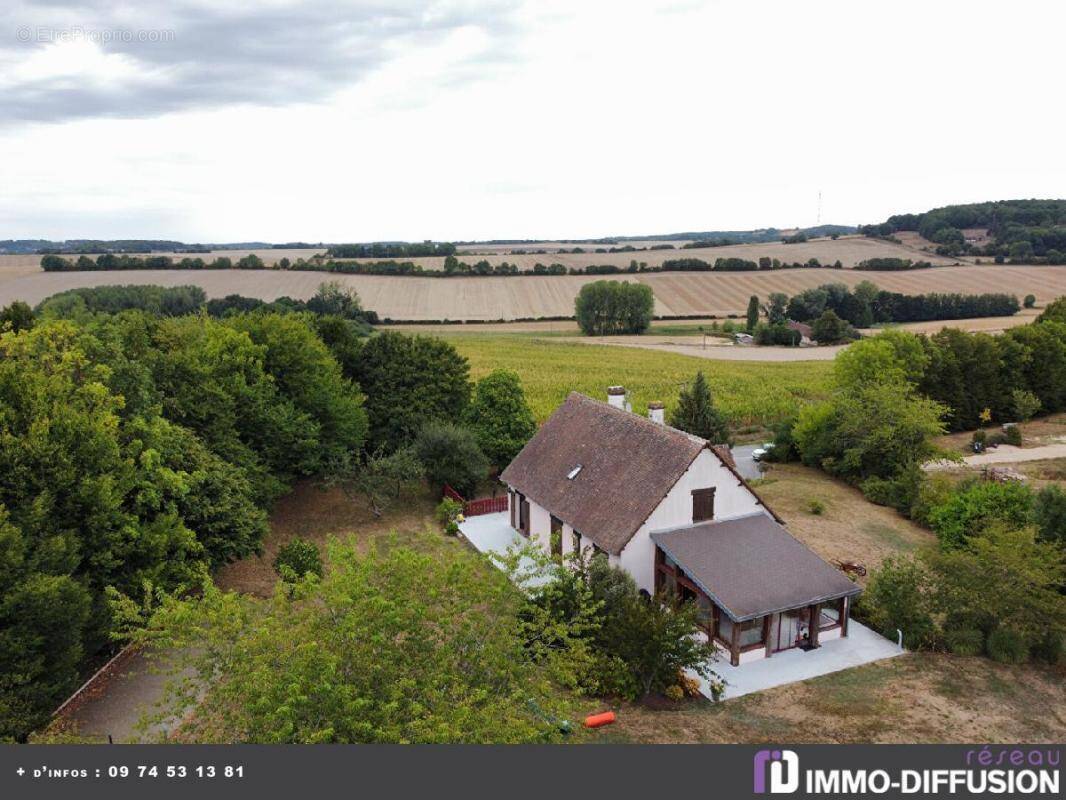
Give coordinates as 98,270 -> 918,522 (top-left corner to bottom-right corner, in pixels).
650,512 -> 862,622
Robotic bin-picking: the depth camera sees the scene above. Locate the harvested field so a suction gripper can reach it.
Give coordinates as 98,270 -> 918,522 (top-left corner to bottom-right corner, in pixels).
0,247 -> 324,271
334,235 -> 957,271
5,264 -> 1066,322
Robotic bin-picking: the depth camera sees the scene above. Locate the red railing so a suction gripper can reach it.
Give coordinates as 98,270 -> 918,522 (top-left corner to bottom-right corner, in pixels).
443,484 -> 508,517
464,495 -> 509,516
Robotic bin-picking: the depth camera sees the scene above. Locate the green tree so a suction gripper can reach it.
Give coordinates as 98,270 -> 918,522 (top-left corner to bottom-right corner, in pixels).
928,524 -> 1065,645
765,293 -> 788,325
793,379 -> 948,485
467,370 -> 537,469
225,313 -> 368,473
832,331 -> 928,390
1011,388 -> 1041,422
927,480 -> 1034,550
669,372 -> 730,444
333,446 -> 424,518
1034,484 -> 1066,548
0,301 -> 34,333
273,538 -> 323,581
414,421 -> 489,496
1035,296 -> 1066,324
811,309 -> 849,343
745,295 -> 760,332
120,540 -> 579,743
574,280 -> 654,336
354,332 -> 471,452
857,556 -> 937,649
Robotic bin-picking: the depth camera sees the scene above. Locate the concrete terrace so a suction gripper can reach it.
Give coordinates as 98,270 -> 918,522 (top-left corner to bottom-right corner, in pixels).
698,621 -> 904,701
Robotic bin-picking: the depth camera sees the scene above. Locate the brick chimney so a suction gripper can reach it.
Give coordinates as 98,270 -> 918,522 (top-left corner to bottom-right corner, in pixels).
607,386 -> 626,410
647,401 -> 665,424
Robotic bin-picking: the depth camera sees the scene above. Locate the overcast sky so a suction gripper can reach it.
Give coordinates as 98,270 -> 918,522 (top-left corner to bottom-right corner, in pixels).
1,0 -> 1063,242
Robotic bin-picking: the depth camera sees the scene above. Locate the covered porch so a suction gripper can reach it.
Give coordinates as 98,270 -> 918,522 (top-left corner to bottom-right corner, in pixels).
650,513 -> 864,667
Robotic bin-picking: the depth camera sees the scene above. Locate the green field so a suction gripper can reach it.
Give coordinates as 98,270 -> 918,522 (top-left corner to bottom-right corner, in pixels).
440,333 -> 833,427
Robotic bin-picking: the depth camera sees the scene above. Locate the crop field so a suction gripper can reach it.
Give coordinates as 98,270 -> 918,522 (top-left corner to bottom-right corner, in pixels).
5,264 -> 1066,322
439,333 -> 834,427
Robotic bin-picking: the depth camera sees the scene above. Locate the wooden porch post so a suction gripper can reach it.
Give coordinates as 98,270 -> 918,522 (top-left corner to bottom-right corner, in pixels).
841,597 -> 850,637
763,615 -> 773,658
809,604 -> 821,649
730,619 -> 740,667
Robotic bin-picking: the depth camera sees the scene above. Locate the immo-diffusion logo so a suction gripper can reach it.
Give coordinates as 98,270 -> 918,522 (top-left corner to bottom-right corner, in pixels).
754,749 -> 800,794
753,746 -> 1060,795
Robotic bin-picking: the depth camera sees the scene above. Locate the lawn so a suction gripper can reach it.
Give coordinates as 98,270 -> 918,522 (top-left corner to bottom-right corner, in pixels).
440,333 -> 833,427
598,653 -> 1066,744
752,463 -> 935,573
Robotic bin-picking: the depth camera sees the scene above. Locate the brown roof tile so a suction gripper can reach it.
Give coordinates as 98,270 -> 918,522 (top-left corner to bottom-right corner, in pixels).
651,513 -> 862,621
500,393 -> 706,554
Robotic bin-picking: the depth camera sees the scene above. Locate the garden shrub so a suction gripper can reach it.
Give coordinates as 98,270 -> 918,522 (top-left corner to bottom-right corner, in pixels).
1003,424 -> 1022,447
855,556 -> 937,649
273,538 -> 323,580
927,480 -> 1033,549
807,499 -> 825,515
986,628 -> 1028,664
436,497 -> 463,525
944,628 -> 984,656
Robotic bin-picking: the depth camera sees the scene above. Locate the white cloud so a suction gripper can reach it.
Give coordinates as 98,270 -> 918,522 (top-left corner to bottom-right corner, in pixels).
1,0 -> 1063,241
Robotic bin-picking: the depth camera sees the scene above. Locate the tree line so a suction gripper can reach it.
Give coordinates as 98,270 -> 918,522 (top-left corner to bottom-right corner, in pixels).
860,199 -> 1066,262
0,284 -> 544,740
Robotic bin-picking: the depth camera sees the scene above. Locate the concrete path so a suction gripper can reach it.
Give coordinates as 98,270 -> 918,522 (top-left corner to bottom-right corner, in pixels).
458,512 -> 552,588
697,622 -> 905,701
65,648 -> 196,743
926,443 -> 1066,470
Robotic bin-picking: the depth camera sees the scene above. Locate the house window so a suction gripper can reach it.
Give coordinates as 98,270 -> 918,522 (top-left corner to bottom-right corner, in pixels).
819,598 -> 845,630
571,530 -> 581,553
738,618 -> 766,649
550,515 -> 563,557
691,487 -> 716,522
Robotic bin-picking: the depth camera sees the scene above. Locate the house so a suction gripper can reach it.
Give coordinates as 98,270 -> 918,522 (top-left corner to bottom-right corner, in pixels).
499,388 -> 861,667
786,320 -> 813,345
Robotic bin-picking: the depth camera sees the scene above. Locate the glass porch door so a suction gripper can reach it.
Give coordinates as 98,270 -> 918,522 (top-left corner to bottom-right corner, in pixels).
774,609 -> 808,652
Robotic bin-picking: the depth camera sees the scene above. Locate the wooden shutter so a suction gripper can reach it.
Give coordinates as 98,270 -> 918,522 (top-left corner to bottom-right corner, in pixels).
520,498 -> 530,535
509,491 -> 517,529
692,487 -> 716,522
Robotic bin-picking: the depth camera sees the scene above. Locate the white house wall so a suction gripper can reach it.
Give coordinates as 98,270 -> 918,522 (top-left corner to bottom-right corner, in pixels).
618,448 -> 765,594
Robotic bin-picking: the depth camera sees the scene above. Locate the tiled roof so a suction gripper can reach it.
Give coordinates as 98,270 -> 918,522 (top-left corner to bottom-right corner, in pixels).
500,393 -> 706,554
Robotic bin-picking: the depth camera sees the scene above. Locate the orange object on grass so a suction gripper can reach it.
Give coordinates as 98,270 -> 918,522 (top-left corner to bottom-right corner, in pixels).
584,711 -> 616,728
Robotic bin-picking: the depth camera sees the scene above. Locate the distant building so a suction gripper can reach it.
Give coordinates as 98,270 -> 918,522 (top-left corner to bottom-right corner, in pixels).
786,320 -> 813,345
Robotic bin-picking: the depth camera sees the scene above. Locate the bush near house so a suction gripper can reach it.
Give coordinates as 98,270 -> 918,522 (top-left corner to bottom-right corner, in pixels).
505,548 -> 719,701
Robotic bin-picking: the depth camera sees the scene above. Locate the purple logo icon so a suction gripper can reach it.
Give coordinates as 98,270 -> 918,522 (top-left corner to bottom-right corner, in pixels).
754,749 -> 800,793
